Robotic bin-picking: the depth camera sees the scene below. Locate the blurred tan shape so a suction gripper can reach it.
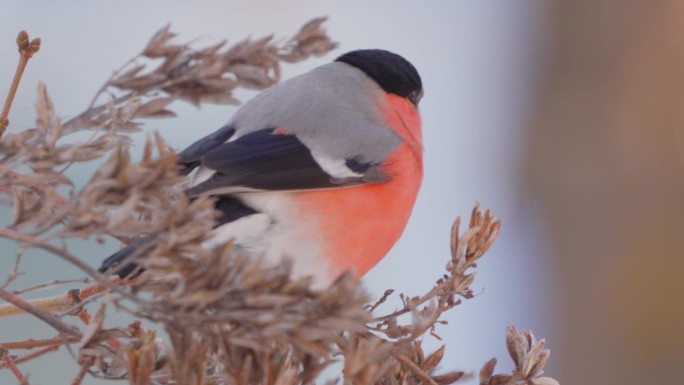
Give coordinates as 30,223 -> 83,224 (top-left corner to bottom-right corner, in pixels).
525,1 -> 684,384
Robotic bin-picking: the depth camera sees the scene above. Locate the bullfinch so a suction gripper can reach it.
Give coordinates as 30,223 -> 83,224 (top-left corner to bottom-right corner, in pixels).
99,49 -> 424,287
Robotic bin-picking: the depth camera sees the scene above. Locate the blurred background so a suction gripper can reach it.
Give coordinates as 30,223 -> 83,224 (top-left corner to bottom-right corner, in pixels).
1,1 -> 682,384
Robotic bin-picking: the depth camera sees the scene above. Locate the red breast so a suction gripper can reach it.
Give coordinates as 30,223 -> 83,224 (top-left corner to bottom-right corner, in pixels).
291,93 -> 423,280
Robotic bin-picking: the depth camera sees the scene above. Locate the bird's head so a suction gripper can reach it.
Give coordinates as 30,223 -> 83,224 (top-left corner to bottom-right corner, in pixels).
336,49 -> 423,106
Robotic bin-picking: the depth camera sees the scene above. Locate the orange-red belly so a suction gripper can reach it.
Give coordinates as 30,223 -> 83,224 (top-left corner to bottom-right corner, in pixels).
291,141 -> 422,280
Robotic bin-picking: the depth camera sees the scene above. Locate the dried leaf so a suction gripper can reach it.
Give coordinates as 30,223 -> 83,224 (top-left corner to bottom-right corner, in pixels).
35,82 -> 57,135
115,73 -> 168,91
144,109 -> 177,119
111,64 -> 146,85
143,24 -> 180,57
197,40 -> 227,56
488,374 -> 514,385
120,94 -> 142,122
423,345 -> 445,373
525,345 -> 550,379
135,97 -> 176,117
79,303 -> 106,349
506,326 -> 528,369
231,63 -> 276,89
432,371 -> 465,385
521,339 -> 546,377
479,357 -> 497,385
525,330 -> 537,348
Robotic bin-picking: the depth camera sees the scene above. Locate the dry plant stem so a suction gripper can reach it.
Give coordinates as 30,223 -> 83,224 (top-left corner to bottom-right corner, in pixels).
1,251 -> 22,290
0,345 -> 29,384
0,279 -> 121,317
0,289 -> 82,338
87,57 -> 137,109
0,166 -> 130,245
71,356 -> 94,385
62,93 -> 133,134
0,345 -> 59,368
13,277 -> 92,295
372,286 -> 441,323
0,289 -> 84,317
0,30 -> 40,138
394,353 -> 439,385
76,308 -> 123,350
0,167 -> 69,214
374,205 -> 500,326
0,228 -> 133,299
2,336 -> 80,350
0,168 -> 69,206
0,52 -> 28,130
0,229 -> 99,278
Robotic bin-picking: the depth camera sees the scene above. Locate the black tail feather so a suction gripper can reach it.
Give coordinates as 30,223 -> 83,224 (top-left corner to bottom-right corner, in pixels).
98,196 -> 257,277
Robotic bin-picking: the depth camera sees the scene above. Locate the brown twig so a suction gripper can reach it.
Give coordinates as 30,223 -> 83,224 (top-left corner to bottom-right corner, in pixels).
367,289 -> 394,312
0,289 -> 81,338
61,93 -> 134,134
71,356 -> 94,385
1,336 -> 80,350
75,308 -> 123,350
0,30 -> 41,138
0,228 -> 132,298
0,344 -> 30,384
0,290 -> 80,317
394,353 -> 439,385
12,277 -> 92,295
1,251 -> 23,290
0,279 -> 119,318
0,345 -> 60,368
372,205 -> 500,325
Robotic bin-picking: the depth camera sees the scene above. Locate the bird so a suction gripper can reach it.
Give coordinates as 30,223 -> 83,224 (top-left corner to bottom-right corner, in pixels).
99,49 -> 424,288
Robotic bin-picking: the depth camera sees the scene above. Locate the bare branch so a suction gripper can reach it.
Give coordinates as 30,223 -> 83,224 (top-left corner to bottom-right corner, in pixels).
0,344 -> 30,384
0,289 -> 81,338
0,30 -> 41,138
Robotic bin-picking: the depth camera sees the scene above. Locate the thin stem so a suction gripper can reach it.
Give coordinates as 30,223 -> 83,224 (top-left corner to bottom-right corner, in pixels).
393,353 -> 439,385
12,277 -> 92,295
61,92 -> 133,134
0,345 -> 30,385
71,356 -> 94,385
1,336 -> 79,350
0,345 -> 59,367
0,31 -> 40,139
0,228 -> 128,298
0,289 -> 82,338
0,54 -> 28,136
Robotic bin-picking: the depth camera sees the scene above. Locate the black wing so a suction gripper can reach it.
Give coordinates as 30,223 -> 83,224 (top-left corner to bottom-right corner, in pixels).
184,128 -> 372,197
100,128 -> 376,276
177,124 -> 236,174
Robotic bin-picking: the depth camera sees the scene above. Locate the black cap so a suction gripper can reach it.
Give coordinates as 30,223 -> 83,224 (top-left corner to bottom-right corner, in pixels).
336,49 -> 423,106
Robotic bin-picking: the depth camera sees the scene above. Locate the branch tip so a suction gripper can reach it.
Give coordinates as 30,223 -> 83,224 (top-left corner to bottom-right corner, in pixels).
1,30 -> 41,139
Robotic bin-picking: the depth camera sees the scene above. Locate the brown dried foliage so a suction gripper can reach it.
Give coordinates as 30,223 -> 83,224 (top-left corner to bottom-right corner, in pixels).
0,21 -> 558,385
